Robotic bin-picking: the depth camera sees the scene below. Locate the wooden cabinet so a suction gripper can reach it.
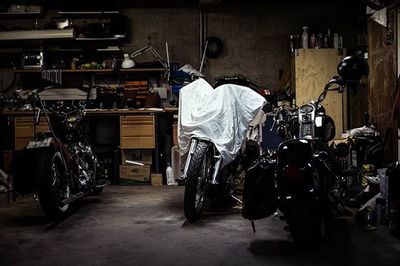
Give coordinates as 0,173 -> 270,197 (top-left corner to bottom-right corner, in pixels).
120,115 -> 155,149
14,116 -> 49,150
292,48 -> 346,139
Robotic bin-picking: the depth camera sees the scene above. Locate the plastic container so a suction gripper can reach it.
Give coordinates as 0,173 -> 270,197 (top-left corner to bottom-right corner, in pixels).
166,164 -> 175,185
301,26 -> 309,49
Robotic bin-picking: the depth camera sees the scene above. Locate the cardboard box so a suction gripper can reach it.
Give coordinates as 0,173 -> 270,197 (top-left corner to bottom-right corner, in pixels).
151,174 -> 163,186
120,165 -> 151,182
121,149 -> 153,165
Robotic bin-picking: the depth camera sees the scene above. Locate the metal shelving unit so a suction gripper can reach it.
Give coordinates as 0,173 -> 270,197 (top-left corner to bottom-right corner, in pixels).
14,68 -> 166,73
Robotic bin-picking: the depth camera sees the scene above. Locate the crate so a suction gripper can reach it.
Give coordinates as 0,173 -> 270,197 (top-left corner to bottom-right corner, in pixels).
151,174 -> 163,186
121,149 -> 153,165
120,165 -> 151,183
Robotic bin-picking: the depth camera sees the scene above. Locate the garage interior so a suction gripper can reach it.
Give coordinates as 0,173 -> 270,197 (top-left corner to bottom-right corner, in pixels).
1,0 -> 400,265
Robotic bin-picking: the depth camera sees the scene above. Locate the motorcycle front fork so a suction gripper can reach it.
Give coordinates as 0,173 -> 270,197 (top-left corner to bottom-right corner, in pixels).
182,138 -> 222,185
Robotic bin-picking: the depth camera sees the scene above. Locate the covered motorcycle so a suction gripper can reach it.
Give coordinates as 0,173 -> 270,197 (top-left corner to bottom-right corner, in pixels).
179,78 -> 267,222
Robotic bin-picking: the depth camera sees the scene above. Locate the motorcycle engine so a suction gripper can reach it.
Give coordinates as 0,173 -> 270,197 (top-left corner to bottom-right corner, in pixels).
71,142 -> 97,190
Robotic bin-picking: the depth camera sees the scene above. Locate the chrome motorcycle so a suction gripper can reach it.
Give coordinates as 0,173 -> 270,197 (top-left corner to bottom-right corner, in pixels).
12,89 -> 108,218
242,55 -> 369,246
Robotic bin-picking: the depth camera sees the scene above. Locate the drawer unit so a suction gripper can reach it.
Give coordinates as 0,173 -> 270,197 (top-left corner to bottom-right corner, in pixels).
14,117 -> 49,150
120,115 -> 155,149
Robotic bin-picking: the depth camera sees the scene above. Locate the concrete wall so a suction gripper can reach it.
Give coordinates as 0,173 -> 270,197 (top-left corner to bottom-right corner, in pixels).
117,1 -> 361,88
205,1 -> 360,87
119,8 -> 200,69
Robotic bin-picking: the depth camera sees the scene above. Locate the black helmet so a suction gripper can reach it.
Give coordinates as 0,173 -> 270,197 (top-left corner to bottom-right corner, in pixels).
337,55 -> 369,82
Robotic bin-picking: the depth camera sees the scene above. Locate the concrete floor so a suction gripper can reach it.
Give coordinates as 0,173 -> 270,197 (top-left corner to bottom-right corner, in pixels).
0,186 -> 400,266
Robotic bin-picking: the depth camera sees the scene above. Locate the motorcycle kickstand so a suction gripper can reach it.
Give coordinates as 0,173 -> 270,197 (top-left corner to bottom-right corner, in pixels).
250,219 -> 256,233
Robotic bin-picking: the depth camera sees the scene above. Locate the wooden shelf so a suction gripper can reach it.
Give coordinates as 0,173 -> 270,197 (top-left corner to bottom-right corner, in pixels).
75,36 -> 125,41
120,68 -> 166,72
58,11 -> 119,16
0,11 -> 43,18
14,68 -> 166,73
0,29 -> 75,41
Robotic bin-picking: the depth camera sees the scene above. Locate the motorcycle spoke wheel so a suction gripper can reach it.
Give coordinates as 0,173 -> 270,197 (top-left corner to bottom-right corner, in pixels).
194,155 -> 212,210
184,140 -> 212,223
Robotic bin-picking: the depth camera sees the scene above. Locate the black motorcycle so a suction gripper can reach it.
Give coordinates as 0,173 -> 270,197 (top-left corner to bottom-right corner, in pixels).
12,89 -> 108,218
242,55 -> 369,246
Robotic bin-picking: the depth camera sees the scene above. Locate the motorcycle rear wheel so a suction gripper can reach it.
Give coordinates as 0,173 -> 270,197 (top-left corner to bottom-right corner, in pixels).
184,141 -> 212,223
286,199 -> 331,247
37,151 -> 71,218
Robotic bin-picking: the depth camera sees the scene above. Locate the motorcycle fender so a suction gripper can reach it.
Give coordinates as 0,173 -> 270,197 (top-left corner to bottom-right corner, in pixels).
276,139 -> 317,200
278,164 -> 316,200
12,138 -> 64,194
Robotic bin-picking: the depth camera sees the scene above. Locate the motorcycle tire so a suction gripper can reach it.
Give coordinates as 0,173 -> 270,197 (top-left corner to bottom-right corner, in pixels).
37,151 -> 71,218
184,140 -> 212,223
286,200 -> 331,247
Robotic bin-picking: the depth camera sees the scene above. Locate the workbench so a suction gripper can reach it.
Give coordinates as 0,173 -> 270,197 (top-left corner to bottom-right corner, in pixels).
0,108 -> 174,182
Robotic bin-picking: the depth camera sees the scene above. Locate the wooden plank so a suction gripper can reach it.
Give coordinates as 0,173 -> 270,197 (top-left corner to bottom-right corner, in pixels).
120,125 -> 154,137
120,137 -> 155,149
368,17 -> 398,161
120,115 -> 154,124
293,49 -> 344,139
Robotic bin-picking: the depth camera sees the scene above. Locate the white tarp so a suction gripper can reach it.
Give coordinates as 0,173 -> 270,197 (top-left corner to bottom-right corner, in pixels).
178,78 -> 266,167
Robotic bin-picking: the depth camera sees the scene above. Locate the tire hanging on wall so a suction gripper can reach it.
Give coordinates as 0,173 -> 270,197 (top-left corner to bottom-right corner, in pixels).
205,36 -> 223,59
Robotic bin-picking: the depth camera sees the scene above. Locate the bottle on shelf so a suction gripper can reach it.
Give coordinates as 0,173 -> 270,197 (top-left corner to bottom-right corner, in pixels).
310,33 -> 316,49
324,28 -> 332,48
301,26 -> 309,49
333,33 -> 339,49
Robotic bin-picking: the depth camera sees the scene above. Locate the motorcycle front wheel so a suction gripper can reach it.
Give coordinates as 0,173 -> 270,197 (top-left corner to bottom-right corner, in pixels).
37,151 -> 71,218
184,140 -> 213,223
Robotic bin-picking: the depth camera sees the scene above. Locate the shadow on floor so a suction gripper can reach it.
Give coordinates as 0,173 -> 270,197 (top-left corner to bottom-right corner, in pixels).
248,218 -> 355,265
0,197 -> 103,230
